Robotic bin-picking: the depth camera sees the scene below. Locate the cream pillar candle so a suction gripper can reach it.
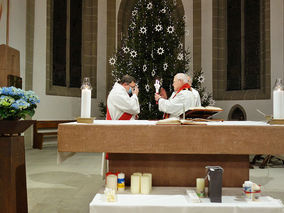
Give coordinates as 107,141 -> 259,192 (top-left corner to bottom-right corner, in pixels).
143,173 -> 152,191
273,90 -> 284,119
133,172 -> 142,176
196,178 -> 205,197
81,88 -> 91,118
131,175 -> 140,194
141,175 -> 151,194
106,174 -> 117,191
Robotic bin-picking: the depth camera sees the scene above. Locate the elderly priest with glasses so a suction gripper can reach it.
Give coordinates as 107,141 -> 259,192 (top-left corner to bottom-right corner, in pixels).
155,73 -> 196,119
107,75 -> 140,120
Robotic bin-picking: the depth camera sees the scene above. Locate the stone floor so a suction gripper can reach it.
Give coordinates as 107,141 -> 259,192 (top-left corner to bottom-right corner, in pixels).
26,146 -> 284,213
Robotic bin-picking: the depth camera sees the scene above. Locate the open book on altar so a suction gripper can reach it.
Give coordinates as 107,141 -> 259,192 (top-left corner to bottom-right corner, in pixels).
156,118 -> 207,125
183,106 -> 223,119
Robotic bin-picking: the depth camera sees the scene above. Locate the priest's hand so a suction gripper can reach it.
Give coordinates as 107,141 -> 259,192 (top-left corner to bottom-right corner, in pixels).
160,87 -> 167,99
155,93 -> 161,102
133,85 -> 139,96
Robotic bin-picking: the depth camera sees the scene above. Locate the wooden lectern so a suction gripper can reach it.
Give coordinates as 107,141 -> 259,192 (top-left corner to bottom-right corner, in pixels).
0,44 -> 21,87
0,120 -> 35,213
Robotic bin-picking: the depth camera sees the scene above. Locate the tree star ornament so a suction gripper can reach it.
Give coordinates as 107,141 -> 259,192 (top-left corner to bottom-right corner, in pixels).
155,24 -> 163,32
147,2 -> 153,10
132,10 -> 137,16
198,75 -> 205,83
177,53 -> 183,60
140,27 -> 147,34
130,50 -> 137,58
143,64 -> 147,72
145,84 -> 150,92
130,22 -> 136,29
163,63 -> 168,71
109,57 -> 116,66
123,47 -> 130,53
157,47 -> 164,55
167,26 -> 175,34
160,8 -> 166,13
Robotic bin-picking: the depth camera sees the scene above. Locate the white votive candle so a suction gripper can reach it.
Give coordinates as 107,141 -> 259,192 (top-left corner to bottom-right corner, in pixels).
141,175 -> 151,194
273,90 -> 284,119
106,174 -> 117,191
143,173 -> 152,191
196,178 -> 205,197
81,88 -> 91,118
131,175 -> 140,194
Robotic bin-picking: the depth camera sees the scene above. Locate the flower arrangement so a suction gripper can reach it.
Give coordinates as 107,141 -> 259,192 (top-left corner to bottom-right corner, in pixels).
0,87 -> 40,120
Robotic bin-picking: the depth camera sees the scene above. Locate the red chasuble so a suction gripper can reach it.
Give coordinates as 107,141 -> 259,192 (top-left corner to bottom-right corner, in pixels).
106,107 -> 133,120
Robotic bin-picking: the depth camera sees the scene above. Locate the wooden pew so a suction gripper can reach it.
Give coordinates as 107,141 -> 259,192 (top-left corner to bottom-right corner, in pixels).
33,120 -> 75,149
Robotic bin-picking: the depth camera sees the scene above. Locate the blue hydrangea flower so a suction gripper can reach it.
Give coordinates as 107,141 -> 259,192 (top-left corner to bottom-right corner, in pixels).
11,99 -> 30,110
0,86 -> 40,119
0,95 -> 15,107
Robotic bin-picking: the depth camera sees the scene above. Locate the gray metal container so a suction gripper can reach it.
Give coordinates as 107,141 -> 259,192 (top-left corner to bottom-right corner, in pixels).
206,166 -> 224,203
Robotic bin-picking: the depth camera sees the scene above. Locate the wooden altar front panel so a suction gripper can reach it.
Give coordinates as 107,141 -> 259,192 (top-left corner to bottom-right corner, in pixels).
108,153 -> 249,187
58,123 -> 284,187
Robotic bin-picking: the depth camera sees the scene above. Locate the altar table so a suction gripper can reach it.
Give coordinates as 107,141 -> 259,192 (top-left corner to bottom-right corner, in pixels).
89,187 -> 284,213
58,120 -> 284,187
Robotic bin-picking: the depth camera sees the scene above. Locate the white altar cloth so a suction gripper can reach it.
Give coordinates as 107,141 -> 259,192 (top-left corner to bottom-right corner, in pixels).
89,187 -> 284,213
63,120 -> 270,126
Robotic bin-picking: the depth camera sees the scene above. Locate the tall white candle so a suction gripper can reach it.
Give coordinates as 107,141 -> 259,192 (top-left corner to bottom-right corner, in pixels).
141,175 -> 151,194
143,173 -> 152,191
81,88 -> 91,118
273,90 -> 284,119
106,174 -> 117,191
131,175 -> 140,194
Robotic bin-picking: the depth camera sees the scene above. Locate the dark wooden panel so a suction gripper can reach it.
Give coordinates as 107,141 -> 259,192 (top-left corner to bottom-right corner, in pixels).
0,136 -> 28,213
109,154 -> 249,187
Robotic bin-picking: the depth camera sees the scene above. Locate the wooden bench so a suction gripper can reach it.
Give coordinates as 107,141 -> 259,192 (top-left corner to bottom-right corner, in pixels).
33,120 -> 75,149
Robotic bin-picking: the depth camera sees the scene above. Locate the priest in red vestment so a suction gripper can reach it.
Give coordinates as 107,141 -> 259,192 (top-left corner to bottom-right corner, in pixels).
107,75 -> 140,120
155,73 -> 195,118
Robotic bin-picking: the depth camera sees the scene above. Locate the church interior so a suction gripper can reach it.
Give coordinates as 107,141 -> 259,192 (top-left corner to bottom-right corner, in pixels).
1,0 -> 284,212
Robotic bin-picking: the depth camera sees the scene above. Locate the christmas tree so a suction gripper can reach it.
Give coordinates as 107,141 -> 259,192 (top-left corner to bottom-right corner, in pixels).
191,69 -> 215,107
109,0 -> 213,119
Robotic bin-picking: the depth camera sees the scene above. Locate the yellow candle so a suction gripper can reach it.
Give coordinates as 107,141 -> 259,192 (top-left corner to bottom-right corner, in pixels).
141,175 -> 151,194
131,175 -> 140,194
133,172 -> 142,176
143,173 -> 152,191
196,178 -> 205,197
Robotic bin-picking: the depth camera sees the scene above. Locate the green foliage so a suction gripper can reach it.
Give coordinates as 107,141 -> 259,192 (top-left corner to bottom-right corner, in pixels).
191,69 -> 214,107
110,0 -> 190,119
0,87 -> 40,120
98,101 -> 107,119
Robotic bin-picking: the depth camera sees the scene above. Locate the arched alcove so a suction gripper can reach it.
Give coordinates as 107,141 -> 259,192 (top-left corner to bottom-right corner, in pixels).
228,104 -> 247,121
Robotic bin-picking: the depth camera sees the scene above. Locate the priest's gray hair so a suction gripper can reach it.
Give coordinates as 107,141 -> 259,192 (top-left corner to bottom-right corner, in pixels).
175,73 -> 189,84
